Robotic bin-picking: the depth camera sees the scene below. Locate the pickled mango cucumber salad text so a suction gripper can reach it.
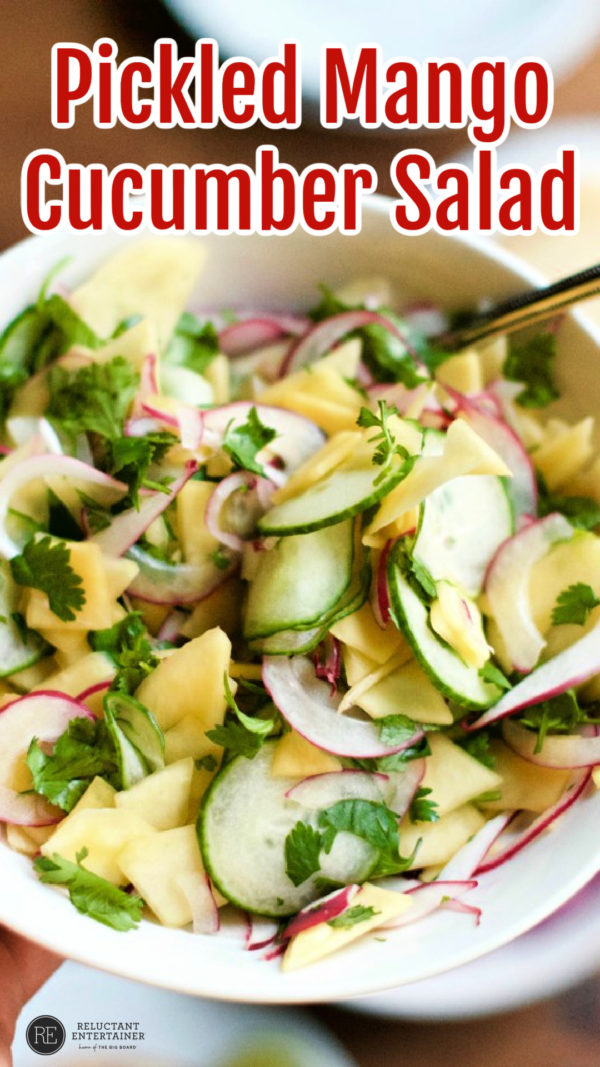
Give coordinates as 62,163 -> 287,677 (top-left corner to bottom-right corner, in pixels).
1,242 -> 600,971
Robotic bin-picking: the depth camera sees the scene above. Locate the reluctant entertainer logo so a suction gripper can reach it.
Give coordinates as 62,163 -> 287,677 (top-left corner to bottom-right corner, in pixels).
21,38 -> 579,237
72,1019 -> 145,1053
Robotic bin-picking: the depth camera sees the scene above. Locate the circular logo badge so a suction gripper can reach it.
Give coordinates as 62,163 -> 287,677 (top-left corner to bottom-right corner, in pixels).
25,1016 -> 66,1056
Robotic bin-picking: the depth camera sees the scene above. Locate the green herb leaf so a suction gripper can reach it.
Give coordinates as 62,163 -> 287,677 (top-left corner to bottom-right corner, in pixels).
503,332 -> 558,408
478,662 -> 512,691
537,480 -> 600,531
195,754 -> 218,772
166,314 -> 219,375
408,786 -> 439,824
89,613 -> 158,695
328,904 -> 380,929
357,401 -> 416,485
11,535 -> 85,622
33,851 -> 143,931
410,558 -> 437,599
552,583 -> 600,626
458,731 -> 496,769
109,432 -> 177,507
378,714 -> 420,748
519,689 -> 598,753
223,406 -> 277,477
47,356 -> 139,444
27,718 -> 118,812
207,674 -> 276,759
318,798 -> 418,878
284,822 -> 323,886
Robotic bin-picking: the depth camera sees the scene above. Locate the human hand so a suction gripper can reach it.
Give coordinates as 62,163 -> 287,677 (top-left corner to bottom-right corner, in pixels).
0,929 -> 60,1067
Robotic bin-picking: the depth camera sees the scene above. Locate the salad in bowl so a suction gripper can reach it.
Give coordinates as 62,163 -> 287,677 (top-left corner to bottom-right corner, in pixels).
0,224 -> 600,995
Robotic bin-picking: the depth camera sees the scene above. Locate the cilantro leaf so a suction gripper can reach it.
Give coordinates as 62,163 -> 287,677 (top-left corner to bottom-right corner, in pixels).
89,613 -> 158,695
408,786 -> 439,824
458,731 -> 496,769
552,583 -> 600,626
10,536 -> 85,622
356,401 -> 416,485
328,904 -> 379,929
478,662 -> 511,691
519,690 -> 598,753
33,851 -> 143,931
166,314 -> 219,375
47,356 -> 139,444
503,332 -> 559,408
318,798 -> 417,878
47,487 -> 83,541
27,718 -> 118,812
223,407 -> 277,476
284,822 -> 323,886
109,431 -> 177,507
207,674 -> 276,759
410,558 -> 437,599
195,754 -> 218,772
378,714 -> 420,748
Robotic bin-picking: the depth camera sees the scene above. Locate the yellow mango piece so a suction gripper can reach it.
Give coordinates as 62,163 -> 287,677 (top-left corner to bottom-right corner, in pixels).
118,824 -> 205,926
180,578 -> 243,640
7,658 -> 55,694
479,742 -> 570,814
43,631 -> 93,668
187,763 -> 219,822
355,659 -> 453,725
204,353 -> 230,404
366,419 -> 510,537
430,581 -> 491,669
34,651 -> 115,700
570,455 -> 600,502
436,351 -> 482,394
41,809 -> 156,885
400,804 -> 486,868
282,883 -> 412,971
103,557 -> 139,600
261,366 -> 363,435
71,240 -> 205,350
136,627 -> 231,733
330,603 -> 406,665
164,713 -> 218,763
421,734 -> 502,815
533,417 -> 594,491
339,649 -> 412,713
69,776 -> 117,814
271,730 -> 341,777
176,480 -> 219,564
130,598 -> 171,636
475,336 -> 507,385
362,508 -> 420,549
25,541 -> 120,632
318,338 -> 362,378
92,318 -> 160,371
529,533 -> 600,636
272,432 -> 362,505
115,758 -> 194,831
343,647 -> 378,686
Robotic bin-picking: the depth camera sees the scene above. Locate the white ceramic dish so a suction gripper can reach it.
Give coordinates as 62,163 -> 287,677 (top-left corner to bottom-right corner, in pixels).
1,203 -> 600,1003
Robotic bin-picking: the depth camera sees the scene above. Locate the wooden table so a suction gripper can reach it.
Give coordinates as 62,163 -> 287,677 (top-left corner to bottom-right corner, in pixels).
2,2 -> 600,1063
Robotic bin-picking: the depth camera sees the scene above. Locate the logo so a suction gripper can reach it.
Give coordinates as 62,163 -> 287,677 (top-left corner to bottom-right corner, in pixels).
25,1016 -> 66,1056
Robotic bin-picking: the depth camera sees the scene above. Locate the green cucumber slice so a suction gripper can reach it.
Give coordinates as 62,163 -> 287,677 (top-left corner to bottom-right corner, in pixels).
412,475 -> 513,597
387,554 -> 501,709
244,521 -> 354,640
248,626 -> 326,656
258,461 -> 413,536
0,563 -> 48,678
198,741 -> 377,917
104,692 -> 165,787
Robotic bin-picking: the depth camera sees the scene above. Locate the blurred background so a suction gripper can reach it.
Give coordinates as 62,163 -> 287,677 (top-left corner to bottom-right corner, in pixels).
4,1 -> 600,1063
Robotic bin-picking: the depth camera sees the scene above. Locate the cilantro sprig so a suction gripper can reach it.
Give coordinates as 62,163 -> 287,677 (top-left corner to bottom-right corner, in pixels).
223,407 -> 278,477
47,356 -> 139,444
34,849 -> 143,931
166,313 -> 219,375
11,536 -> 85,622
206,674 -> 277,760
357,401 -> 416,485
408,787 -> 439,824
89,613 -> 159,695
27,718 -> 118,812
503,332 -> 559,408
552,583 -> 600,627
328,905 -> 379,929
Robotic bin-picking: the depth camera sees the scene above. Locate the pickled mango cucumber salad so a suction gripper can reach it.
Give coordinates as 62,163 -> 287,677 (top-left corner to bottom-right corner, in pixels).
1,241 -> 600,972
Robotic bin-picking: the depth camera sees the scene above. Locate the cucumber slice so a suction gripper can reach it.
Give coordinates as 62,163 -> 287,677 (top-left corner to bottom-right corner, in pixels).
104,692 -> 165,787
248,626 -> 326,656
244,521 -> 354,640
258,462 -> 412,536
199,741 -> 378,917
0,563 -> 47,678
412,475 -> 513,596
387,556 -> 501,709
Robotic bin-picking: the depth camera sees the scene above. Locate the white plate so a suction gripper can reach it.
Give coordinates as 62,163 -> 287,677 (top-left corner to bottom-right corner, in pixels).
1,204 -> 600,1002
346,874 -> 600,1019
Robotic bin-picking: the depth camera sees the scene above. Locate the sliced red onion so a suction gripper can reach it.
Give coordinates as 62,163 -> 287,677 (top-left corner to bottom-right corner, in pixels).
380,879 -> 478,929
156,609 -> 188,644
76,680 -> 111,706
262,656 -> 424,758
126,544 -> 237,605
484,513 -> 574,673
475,770 -> 591,874
91,461 -> 197,557
282,310 -> 421,376
502,719 -> 600,769
205,471 -> 275,553
313,635 -> 341,694
385,760 -> 425,818
285,769 -> 389,808
131,353 -> 159,418
441,897 -> 482,925
245,916 -> 281,951
0,455 -> 127,558
140,400 -> 179,431
283,885 -> 360,940
125,415 -> 165,438
372,539 -> 395,628
447,389 -> 537,517
437,813 -> 513,881
175,403 -> 203,451
0,690 -> 94,826
201,402 -> 325,475
176,872 -> 220,935
468,613 -> 600,731
367,382 -> 431,415
219,313 -> 308,358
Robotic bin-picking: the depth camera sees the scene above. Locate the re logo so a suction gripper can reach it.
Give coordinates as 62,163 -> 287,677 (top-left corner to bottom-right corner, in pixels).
25,1016 -> 66,1056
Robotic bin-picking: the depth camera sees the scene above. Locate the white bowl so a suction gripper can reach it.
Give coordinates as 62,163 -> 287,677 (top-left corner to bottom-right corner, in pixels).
1,201 -> 600,1003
